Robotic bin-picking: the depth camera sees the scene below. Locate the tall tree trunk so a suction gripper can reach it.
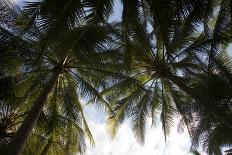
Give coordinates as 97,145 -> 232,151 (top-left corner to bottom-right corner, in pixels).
40,140 -> 52,155
5,72 -> 60,155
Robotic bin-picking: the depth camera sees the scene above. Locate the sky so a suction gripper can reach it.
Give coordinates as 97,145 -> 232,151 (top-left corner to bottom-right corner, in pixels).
84,106 -> 194,155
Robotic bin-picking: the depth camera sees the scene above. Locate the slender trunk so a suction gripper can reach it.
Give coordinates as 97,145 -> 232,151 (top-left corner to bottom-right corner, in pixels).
168,74 -> 232,130
6,72 -> 59,155
40,140 -> 52,155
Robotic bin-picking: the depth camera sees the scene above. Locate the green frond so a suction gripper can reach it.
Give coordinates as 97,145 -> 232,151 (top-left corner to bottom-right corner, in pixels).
84,0 -> 114,23
131,90 -> 152,144
71,70 -> 111,113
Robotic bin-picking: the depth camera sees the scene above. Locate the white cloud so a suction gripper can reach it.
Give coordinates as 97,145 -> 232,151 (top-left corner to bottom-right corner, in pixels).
84,107 -> 193,155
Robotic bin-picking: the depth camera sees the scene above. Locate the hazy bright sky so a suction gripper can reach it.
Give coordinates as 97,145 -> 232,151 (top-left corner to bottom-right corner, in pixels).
84,106 -> 194,155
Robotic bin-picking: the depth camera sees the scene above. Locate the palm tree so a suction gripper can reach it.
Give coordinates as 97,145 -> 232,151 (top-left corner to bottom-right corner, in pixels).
0,73 -> 93,155
181,1 -> 232,153
181,51 -> 232,155
0,0 -> 121,154
1,0 -> 232,154
105,0 -> 232,149
104,21 -> 206,143
5,25 -> 116,155
0,76 -> 25,151
22,79 -> 94,155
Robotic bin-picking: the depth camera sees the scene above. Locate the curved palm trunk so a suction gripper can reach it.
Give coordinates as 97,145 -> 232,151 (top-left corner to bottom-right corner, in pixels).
168,74 -> 232,130
6,72 -> 60,155
40,140 -> 52,155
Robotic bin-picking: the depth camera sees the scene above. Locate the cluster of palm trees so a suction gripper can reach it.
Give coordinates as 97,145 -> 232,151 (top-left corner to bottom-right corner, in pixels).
0,0 -> 231,154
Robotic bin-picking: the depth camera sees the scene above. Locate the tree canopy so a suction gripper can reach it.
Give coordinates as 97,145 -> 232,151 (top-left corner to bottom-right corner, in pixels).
0,0 -> 231,155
